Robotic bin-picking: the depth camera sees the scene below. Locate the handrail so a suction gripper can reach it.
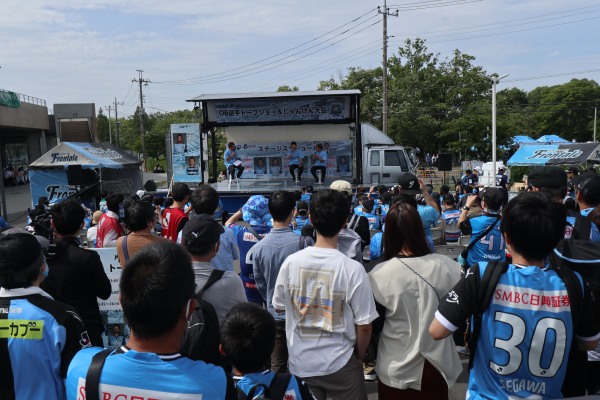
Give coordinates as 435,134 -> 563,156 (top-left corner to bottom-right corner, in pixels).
0,88 -> 47,106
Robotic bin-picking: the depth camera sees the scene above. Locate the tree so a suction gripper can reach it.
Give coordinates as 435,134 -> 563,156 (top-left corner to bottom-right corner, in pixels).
276,85 -> 299,92
529,79 -> 600,142
96,108 -> 110,143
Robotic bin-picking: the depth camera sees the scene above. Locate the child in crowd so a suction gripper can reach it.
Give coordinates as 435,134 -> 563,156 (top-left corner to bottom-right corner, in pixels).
221,303 -> 314,399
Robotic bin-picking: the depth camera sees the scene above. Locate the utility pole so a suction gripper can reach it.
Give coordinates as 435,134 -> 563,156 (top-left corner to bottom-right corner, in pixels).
133,70 -> 150,171
481,73 -> 509,180
105,105 -> 113,143
594,107 -> 597,142
379,0 -> 398,135
114,97 -> 122,147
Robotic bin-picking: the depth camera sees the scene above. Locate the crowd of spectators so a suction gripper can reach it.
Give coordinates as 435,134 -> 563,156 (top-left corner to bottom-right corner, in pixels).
1,166 -> 600,399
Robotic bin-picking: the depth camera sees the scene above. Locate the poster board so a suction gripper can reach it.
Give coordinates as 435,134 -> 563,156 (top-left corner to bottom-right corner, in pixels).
91,248 -> 129,349
171,123 -> 203,183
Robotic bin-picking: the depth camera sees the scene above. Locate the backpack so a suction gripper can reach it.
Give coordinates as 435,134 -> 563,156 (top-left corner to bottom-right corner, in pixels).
180,269 -> 224,365
237,373 -> 314,400
549,213 -> 600,326
337,228 -> 362,263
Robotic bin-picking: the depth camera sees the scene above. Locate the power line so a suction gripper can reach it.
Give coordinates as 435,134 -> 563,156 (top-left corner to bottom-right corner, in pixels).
156,20 -> 381,86
389,15 -> 600,45
154,7 -> 379,84
388,0 -> 483,11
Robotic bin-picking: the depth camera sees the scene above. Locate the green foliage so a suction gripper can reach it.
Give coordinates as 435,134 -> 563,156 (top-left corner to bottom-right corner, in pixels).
276,85 -> 299,92
311,38 -> 599,164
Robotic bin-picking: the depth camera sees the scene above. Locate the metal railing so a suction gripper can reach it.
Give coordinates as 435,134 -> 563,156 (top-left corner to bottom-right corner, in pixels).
18,93 -> 46,106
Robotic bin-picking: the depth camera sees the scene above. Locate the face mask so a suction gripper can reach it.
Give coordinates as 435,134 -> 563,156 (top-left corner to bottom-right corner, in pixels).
41,255 -> 49,278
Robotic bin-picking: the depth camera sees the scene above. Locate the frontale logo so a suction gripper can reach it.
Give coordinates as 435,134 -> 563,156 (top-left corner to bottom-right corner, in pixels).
527,149 -> 583,160
50,153 -> 78,163
46,185 -> 80,201
82,148 -> 121,160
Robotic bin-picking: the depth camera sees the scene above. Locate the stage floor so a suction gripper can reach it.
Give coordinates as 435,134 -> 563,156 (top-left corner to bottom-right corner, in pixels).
212,176 -> 335,194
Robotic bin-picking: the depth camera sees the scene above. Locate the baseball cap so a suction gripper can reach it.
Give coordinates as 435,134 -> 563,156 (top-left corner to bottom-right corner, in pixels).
242,195 -> 271,226
304,185 -> 314,193
182,214 -> 224,249
296,201 -> 309,216
498,166 -> 505,171
136,190 -> 145,198
171,182 -> 192,199
330,180 -> 352,195
398,173 -> 421,195
577,174 -> 600,205
528,166 -> 567,188
474,166 -> 482,173
481,187 -> 504,211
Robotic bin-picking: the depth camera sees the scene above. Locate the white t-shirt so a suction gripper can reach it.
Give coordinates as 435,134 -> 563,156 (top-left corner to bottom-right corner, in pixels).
272,246 -> 378,378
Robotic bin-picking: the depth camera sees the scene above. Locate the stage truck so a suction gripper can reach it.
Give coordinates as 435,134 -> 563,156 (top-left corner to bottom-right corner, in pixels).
184,90 -> 418,211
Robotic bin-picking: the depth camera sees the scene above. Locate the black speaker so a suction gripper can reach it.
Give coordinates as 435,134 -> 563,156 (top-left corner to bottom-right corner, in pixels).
143,179 -> 157,192
66,165 -> 85,185
437,153 -> 452,171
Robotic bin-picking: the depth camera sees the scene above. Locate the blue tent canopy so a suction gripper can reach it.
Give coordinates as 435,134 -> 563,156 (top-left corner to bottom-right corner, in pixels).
507,143 -> 600,166
536,135 -> 569,144
512,135 -> 536,145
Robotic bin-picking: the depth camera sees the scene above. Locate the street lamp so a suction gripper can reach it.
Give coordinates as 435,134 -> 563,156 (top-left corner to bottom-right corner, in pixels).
481,73 -> 508,181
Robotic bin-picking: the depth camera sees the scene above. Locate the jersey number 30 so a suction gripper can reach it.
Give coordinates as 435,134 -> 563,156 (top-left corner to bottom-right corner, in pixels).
490,312 -> 567,378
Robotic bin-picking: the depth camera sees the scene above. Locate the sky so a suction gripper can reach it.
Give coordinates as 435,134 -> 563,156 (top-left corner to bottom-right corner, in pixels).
1,0 -> 599,118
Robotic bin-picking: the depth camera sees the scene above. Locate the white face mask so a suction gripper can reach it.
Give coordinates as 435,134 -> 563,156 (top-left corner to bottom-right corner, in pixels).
41,255 -> 49,278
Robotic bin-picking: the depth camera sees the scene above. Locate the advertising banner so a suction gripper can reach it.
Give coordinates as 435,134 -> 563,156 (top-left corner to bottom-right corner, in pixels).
171,124 -> 201,183
210,96 -> 351,124
226,140 -> 352,179
507,143 -> 600,166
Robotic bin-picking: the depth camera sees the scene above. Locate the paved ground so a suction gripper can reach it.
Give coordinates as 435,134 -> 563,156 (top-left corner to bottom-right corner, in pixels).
1,173 -> 471,399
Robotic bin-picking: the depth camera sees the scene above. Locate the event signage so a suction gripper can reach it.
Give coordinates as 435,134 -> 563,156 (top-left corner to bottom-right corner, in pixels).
508,143 -> 600,166
171,124 -> 201,183
50,153 -> 79,163
211,96 -> 350,124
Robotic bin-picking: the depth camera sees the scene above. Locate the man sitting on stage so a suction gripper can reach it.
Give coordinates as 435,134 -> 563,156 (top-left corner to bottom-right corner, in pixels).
224,142 -> 244,180
286,141 -> 304,181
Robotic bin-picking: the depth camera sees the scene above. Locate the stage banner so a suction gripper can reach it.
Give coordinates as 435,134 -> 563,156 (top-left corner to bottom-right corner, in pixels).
91,248 -> 130,349
210,96 -> 351,124
171,123 -> 201,183
226,140 -> 352,179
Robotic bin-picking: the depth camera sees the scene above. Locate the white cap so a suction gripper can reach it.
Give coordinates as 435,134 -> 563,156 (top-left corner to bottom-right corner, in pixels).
136,190 -> 145,198
474,166 -> 482,172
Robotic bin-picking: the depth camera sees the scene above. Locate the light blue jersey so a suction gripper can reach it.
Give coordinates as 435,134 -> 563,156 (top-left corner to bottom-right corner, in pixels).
437,262 -> 600,400
67,347 -> 232,399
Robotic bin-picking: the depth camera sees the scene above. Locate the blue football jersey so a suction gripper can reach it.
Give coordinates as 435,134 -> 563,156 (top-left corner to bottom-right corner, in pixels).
67,347 -> 232,399
463,215 -> 505,266
229,224 -> 272,304
436,262 -> 600,399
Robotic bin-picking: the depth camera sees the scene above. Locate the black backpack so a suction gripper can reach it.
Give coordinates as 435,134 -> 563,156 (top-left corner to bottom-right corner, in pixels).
549,213 -> 600,326
180,269 -> 224,365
